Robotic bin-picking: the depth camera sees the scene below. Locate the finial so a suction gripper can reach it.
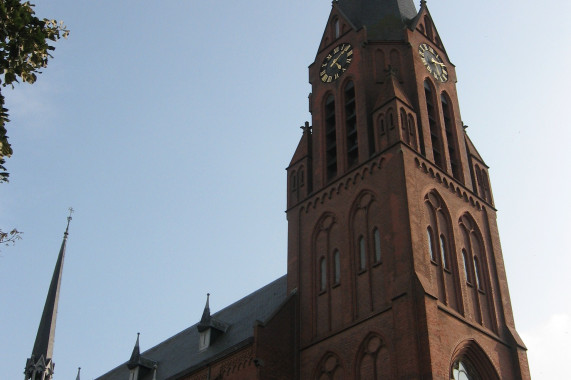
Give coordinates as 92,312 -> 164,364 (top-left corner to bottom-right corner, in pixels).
64,207 -> 74,236
76,367 -> 81,380
420,0 -> 427,7
300,121 -> 311,134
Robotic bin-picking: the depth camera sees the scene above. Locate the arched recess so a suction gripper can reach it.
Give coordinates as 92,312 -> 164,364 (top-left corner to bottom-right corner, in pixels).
389,49 -> 402,81
449,340 -> 500,380
324,93 -> 337,181
406,113 -> 417,150
349,190 -> 386,317
374,48 -> 386,82
313,351 -> 345,380
424,79 -> 444,169
343,80 -> 358,168
458,213 -> 496,331
424,190 -> 461,312
441,91 -> 462,182
354,333 -> 392,379
311,212 -> 337,336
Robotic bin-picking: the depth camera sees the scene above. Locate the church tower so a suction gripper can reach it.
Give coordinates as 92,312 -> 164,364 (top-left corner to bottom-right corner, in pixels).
24,212 -> 72,380
286,1 -> 530,378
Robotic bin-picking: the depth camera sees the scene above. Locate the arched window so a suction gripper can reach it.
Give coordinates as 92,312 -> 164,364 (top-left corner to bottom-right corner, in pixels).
359,236 -> 367,271
427,227 -> 436,261
333,250 -> 341,284
424,80 -> 444,168
379,114 -> 386,135
373,228 -> 382,263
389,110 -> 395,129
481,171 -> 491,203
407,114 -> 416,148
325,95 -> 337,180
320,257 -> 327,291
441,93 -> 461,181
462,249 -> 470,283
440,234 -> 449,269
345,81 -> 358,167
400,107 -> 407,135
424,16 -> 434,41
451,358 -> 479,380
459,213 -> 495,328
425,191 -> 460,311
334,18 -> 340,39
473,257 -> 482,290
290,171 -> 297,192
450,342 -> 500,380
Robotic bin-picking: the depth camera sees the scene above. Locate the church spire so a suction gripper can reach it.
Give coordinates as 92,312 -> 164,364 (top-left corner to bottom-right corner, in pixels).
24,209 -> 73,380
335,0 -> 418,40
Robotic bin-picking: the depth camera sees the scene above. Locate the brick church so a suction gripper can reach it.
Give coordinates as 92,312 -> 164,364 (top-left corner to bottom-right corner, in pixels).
25,1 -> 530,379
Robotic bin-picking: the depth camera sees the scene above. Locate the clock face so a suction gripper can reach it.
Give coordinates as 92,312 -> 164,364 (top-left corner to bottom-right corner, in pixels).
418,43 -> 448,83
320,43 -> 354,83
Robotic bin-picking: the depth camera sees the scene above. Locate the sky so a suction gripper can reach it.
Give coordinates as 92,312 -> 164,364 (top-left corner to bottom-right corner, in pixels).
0,0 -> 569,379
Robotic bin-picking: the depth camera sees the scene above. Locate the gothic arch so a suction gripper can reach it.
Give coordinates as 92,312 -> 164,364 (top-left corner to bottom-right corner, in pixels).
323,92 -> 338,181
374,48 -> 386,81
423,79 -> 445,169
449,339 -> 500,380
424,189 -> 462,312
354,332 -> 392,379
313,351 -> 345,380
440,91 -> 462,181
389,49 -> 401,80
458,213 -> 497,331
311,212 -> 338,335
342,79 -> 358,168
349,190 -> 386,316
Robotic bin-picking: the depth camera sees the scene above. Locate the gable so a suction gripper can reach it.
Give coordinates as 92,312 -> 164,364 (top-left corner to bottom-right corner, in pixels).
411,5 -> 448,59
317,7 -> 356,55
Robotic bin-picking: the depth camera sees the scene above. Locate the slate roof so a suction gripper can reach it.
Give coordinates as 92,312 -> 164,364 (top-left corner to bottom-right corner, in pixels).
336,0 -> 418,40
96,275 -> 288,380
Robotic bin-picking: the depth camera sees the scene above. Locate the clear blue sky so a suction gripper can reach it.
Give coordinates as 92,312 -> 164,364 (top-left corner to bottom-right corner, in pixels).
1,1 -> 569,379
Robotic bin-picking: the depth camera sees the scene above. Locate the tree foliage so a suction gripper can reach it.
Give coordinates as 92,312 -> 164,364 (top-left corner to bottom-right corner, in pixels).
0,0 -> 69,182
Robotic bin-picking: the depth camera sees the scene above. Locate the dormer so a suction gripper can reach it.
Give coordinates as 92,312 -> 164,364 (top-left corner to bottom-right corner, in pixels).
196,294 -> 229,351
127,333 -> 157,380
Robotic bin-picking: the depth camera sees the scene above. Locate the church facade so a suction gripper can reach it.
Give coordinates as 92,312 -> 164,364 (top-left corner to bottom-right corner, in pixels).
29,1 -> 530,379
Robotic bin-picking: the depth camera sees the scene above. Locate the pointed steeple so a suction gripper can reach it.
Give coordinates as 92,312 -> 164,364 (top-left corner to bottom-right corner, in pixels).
336,0 -> 418,40
126,333 -> 157,375
128,333 -> 141,368
24,209 -> 73,380
198,293 -> 211,331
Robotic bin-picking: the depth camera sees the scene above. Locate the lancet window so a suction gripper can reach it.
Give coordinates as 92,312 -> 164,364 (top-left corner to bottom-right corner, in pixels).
325,95 -> 337,180
345,81 -> 358,168
424,80 -> 444,168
